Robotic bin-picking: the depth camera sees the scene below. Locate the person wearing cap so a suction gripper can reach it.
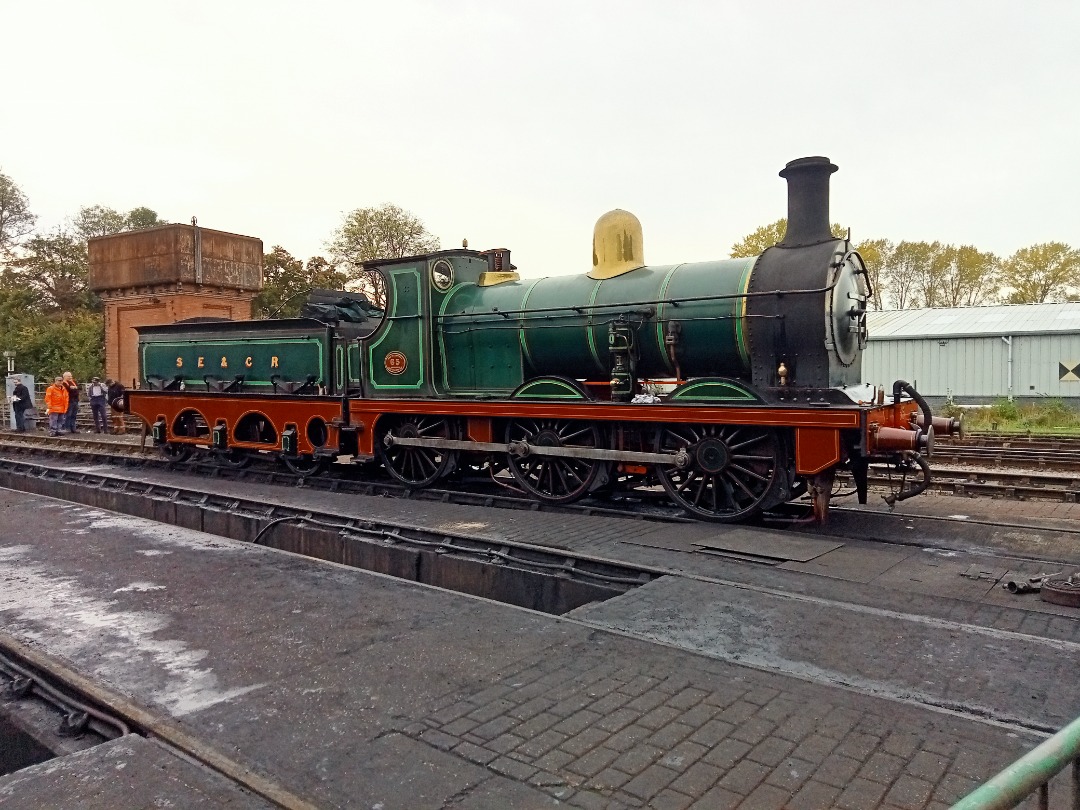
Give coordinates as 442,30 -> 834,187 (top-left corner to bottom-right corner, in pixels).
10,376 -> 31,432
62,371 -> 80,433
44,376 -> 69,437
86,376 -> 108,433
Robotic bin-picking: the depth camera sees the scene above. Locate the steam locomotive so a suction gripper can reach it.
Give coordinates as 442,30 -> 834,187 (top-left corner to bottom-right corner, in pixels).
127,156 -> 950,522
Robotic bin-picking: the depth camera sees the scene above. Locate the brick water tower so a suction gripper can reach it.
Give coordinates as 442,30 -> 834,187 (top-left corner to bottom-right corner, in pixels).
89,222 -> 263,387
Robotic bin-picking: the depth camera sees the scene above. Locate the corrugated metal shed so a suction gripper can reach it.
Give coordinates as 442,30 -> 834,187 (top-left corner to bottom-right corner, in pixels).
863,304 -> 1080,401
867,303 -> 1080,339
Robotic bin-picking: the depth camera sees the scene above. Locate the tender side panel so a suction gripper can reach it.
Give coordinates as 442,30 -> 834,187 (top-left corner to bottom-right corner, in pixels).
142,336 -> 326,389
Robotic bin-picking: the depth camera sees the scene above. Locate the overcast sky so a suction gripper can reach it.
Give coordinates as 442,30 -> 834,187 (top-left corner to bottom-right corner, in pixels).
3,1 -> 1077,278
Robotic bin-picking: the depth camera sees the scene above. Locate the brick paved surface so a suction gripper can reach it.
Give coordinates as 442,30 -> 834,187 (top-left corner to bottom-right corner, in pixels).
404,633 -> 1039,809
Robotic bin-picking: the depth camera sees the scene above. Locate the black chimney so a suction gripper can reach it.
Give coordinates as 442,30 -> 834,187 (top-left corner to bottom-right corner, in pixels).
778,156 -> 838,247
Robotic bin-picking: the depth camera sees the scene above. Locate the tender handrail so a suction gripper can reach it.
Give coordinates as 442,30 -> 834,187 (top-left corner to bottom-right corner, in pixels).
951,714 -> 1080,809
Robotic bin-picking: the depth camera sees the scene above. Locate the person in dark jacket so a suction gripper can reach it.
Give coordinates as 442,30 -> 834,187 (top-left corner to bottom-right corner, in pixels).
106,379 -> 126,435
86,376 -> 108,433
10,376 -> 31,432
62,371 -> 80,433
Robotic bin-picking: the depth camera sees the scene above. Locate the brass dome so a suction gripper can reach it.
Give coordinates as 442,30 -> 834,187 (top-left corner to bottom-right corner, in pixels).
589,209 -> 644,280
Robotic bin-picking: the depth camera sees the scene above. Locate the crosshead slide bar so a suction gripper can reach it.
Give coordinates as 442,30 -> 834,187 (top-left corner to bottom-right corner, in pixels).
385,435 -> 692,467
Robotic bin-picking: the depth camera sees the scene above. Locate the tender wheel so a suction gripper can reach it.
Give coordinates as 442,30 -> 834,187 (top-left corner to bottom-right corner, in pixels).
216,449 -> 252,469
161,443 -> 192,463
656,424 -> 781,521
375,415 -> 457,488
281,455 -> 329,476
506,418 -> 607,504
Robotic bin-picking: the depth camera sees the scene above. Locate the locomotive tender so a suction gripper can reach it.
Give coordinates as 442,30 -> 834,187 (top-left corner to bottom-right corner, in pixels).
129,156 -> 949,522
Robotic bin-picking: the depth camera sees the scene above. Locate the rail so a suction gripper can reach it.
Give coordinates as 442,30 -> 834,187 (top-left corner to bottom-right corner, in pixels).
951,713 -> 1080,809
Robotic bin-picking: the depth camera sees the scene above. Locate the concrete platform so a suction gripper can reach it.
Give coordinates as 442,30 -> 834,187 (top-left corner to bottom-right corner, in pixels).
0,735 -> 273,809
2,481 -> 1076,809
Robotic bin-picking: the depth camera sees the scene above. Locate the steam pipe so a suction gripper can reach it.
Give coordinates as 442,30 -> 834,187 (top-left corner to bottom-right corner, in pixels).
893,379 -> 934,457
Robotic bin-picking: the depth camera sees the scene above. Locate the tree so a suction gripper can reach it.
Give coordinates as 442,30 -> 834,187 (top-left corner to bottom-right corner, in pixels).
854,238 -> 893,310
253,247 -> 350,318
327,203 -> 439,304
881,241 -> 936,310
1002,242 -> 1080,304
71,205 -> 167,242
939,245 -> 1000,307
729,218 -> 847,258
0,171 -> 36,260
7,309 -> 104,383
9,229 -> 93,311
124,206 -> 166,230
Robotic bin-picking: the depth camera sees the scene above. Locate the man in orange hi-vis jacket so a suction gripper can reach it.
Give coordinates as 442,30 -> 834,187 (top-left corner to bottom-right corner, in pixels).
44,376 -> 69,437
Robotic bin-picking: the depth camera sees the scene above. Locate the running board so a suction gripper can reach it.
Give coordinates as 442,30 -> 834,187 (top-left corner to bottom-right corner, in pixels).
385,434 -> 691,469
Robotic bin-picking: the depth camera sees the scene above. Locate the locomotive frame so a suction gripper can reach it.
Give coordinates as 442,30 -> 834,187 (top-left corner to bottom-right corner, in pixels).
126,156 -> 947,522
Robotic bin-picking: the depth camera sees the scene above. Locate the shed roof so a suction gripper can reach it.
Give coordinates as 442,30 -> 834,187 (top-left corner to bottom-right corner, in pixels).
867,303 -> 1080,340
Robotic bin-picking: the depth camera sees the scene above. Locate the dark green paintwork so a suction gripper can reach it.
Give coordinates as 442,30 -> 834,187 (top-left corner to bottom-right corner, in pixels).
512,378 -> 590,400
367,264 -> 426,391
669,378 -> 760,402
436,257 -> 757,395
142,336 -> 326,387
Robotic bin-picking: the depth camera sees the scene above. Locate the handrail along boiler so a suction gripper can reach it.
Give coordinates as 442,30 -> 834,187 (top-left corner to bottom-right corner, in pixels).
127,156 -> 944,521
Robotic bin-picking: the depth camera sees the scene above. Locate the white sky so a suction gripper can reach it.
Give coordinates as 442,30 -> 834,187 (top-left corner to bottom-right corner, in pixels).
3,1 -> 1078,278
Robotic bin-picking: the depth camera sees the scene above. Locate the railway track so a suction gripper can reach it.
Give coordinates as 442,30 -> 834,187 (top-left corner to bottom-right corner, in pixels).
0,633 -> 322,809
5,432 -> 1080,512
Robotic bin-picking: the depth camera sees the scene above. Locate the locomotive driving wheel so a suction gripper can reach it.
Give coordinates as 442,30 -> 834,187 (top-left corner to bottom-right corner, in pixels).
506,418 -> 607,504
375,415 -> 457,488
656,424 -> 781,521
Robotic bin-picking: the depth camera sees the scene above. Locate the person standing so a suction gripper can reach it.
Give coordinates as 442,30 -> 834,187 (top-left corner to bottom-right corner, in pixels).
86,376 -> 108,433
62,371 -> 80,433
44,376 -> 69,437
106,379 -> 126,434
11,376 -> 31,432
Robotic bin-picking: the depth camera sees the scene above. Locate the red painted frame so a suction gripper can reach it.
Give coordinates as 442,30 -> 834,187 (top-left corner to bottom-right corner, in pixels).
128,391 -> 920,473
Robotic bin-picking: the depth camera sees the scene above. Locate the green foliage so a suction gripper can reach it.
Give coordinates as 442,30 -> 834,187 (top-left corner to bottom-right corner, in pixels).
731,218 -> 1010,310
961,398 -> 1080,434
988,398 -> 1021,422
327,203 -> 439,293
70,204 -> 167,241
1002,242 -> 1080,304
7,230 -> 95,311
71,205 -> 126,240
0,170 -> 36,259
253,247 -> 350,319
0,306 -> 104,383
124,206 -> 166,230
